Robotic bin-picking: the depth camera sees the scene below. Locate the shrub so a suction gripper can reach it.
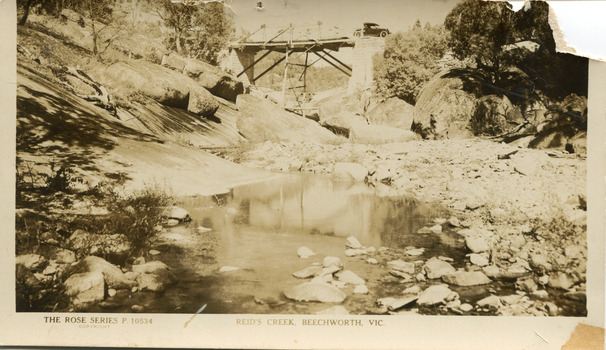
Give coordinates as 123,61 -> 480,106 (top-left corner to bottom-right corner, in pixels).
101,183 -> 171,253
373,21 -> 448,105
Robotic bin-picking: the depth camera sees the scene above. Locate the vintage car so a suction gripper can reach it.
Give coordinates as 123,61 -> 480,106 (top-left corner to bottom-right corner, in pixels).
353,22 -> 390,37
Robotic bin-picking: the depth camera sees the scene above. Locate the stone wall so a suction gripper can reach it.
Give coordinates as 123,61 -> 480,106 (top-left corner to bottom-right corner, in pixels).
347,37 -> 385,94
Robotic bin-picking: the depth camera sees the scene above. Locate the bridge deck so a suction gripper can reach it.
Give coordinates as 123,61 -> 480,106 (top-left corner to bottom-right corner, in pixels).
230,37 -> 354,53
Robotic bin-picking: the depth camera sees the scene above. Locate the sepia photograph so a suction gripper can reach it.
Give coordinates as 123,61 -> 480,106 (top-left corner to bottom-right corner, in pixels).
3,0 -> 605,348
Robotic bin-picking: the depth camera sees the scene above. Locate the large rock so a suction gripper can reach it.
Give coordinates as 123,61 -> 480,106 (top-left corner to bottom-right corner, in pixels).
166,206 -> 191,221
336,270 -> 365,285
71,256 -> 136,290
64,271 -> 105,305
367,97 -> 415,130
162,53 -> 244,102
345,236 -> 363,249
333,162 -> 367,182
424,257 -> 456,279
133,261 -> 177,292
566,132 -> 587,155
322,256 -> 344,269
465,235 -> 490,253
442,271 -> 491,286
101,61 -> 219,117
412,69 -> 479,139
15,254 -> 46,271
284,282 -> 347,303
470,95 -> 524,136
293,266 -> 323,279
318,94 -> 366,137
236,95 -> 337,143
387,260 -> 416,274
417,284 -> 455,306
349,124 -> 420,144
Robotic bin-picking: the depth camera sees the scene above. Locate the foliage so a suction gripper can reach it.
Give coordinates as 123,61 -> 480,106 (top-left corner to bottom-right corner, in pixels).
154,0 -> 234,65
100,183 -> 171,252
444,0 -> 587,102
67,0 -> 117,56
373,21 -> 448,105
444,0 -> 514,77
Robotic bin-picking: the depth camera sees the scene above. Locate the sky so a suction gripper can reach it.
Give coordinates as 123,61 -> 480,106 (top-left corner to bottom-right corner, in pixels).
228,0 -> 461,37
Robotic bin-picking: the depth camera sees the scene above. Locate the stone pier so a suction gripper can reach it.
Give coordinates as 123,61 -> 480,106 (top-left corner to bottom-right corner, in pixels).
347,37 -> 385,94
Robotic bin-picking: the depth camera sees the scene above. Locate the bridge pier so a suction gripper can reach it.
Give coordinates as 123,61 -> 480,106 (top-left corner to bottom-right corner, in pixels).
348,37 -> 385,94
228,49 -> 256,86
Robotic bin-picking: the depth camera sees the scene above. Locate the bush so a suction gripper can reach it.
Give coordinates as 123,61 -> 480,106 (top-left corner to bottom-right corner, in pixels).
101,183 -> 171,253
373,21 -> 448,105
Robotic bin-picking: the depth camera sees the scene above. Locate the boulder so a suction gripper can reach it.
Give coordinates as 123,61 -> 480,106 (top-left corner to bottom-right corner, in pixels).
465,235 -> 490,253
548,272 -> 576,290
566,132 -> 587,155
424,257 -> 456,279
162,52 -> 244,102
322,256 -> 344,269
377,296 -> 418,311
344,249 -> 365,257
345,236 -> 363,249
470,95 -> 524,136
133,261 -> 177,292
236,95 -> 337,143
349,124 -> 420,144
336,270 -> 365,285
417,284 -> 454,306
469,253 -> 489,267
293,266 -> 323,279
412,69 -> 479,139
318,95 -> 366,137
101,61 -> 219,117
64,271 -> 105,305
367,97 -> 415,130
167,206 -> 191,221
15,254 -> 46,271
353,285 -> 369,294
72,256 -> 136,290
476,295 -> 501,311
442,271 -> 491,286
529,254 -> 552,273
333,163 -> 367,182
297,246 -> 316,258
284,282 -> 347,303
515,276 -> 538,293
387,260 -> 416,274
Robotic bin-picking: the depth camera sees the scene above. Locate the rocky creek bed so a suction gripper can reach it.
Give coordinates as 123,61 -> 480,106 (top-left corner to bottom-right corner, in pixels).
15,139 -> 587,316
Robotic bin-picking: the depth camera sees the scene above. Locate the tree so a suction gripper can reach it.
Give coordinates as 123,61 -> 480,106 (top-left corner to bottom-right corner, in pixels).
186,1 -> 233,64
154,0 -> 199,53
444,0 -> 514,79
373,22 -> 448,105
69,0 -> 116,56
154,0 -> 233,64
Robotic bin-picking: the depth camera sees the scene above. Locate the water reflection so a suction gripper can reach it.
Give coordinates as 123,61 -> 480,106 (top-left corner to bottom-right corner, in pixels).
201,175 -> 450,250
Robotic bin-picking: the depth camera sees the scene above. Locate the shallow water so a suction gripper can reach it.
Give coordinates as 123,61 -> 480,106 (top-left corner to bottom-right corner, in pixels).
108,174 -> 475,314
96,173 -> 584,316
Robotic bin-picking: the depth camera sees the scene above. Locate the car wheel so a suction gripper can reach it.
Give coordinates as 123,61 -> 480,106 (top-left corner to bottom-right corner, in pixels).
353,31 -> 361,37
380,31 -> 387,38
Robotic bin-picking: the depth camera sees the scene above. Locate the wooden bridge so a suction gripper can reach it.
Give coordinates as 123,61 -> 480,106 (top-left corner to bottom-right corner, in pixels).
228,23 -> 356,113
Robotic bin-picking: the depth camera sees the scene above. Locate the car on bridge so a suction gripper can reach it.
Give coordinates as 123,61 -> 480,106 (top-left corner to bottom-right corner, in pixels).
353,23 -> 390,38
